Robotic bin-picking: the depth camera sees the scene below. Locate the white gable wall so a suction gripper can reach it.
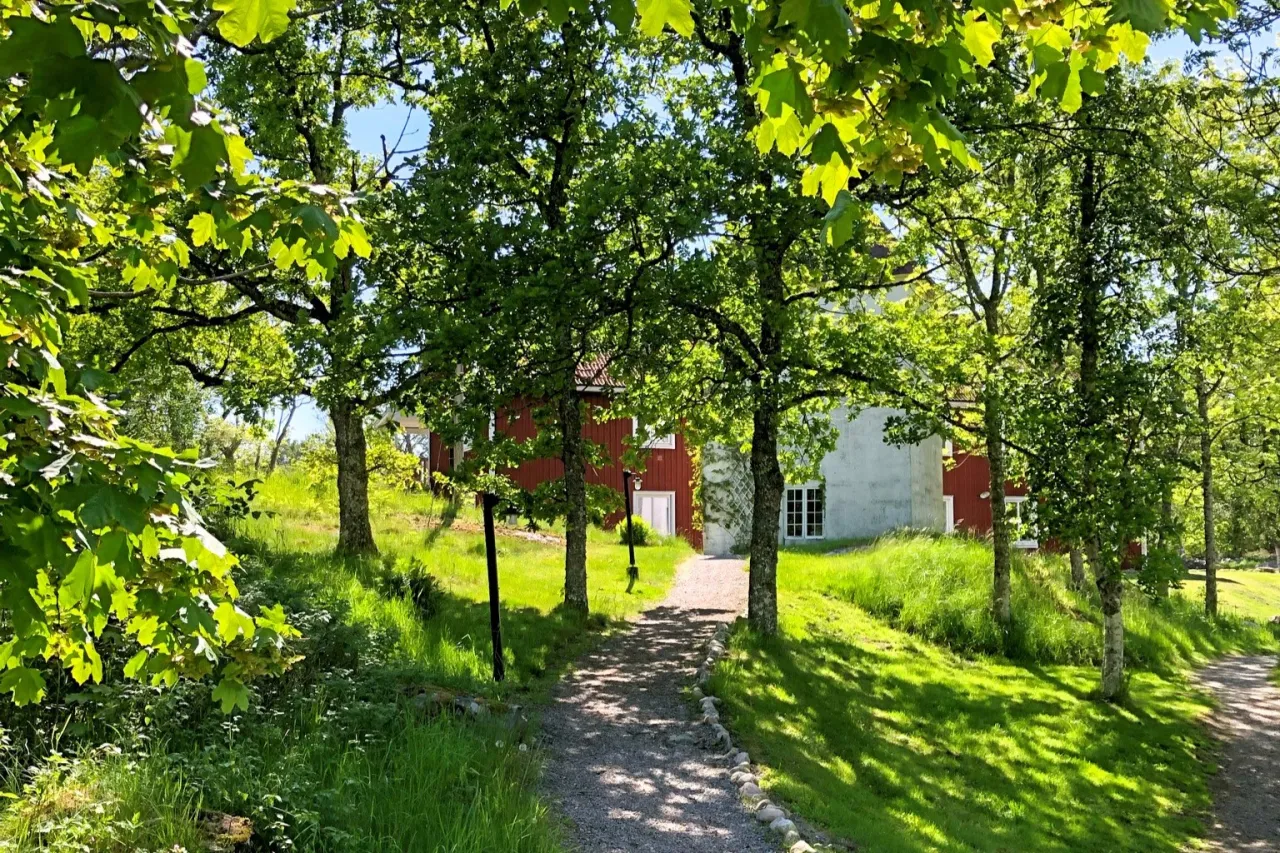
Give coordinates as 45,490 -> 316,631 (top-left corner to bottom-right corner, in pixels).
702,406 -> 943,555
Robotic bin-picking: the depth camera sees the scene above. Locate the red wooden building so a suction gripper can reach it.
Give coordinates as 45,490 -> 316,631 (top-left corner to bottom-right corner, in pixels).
942,444 -> 1037,549
400,364 -> 702,548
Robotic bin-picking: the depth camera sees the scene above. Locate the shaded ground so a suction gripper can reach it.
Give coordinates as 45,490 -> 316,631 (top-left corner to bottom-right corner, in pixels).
1197,655 -> 1280,852
540,556 -> 773,853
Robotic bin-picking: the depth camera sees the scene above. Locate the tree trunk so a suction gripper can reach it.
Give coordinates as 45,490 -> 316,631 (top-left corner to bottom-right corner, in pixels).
983,352 -> 1012,629
748,405 -> 783,636
1077,144 -> 1124,699
1197,372 -> 1217,617
1156,487 -> 1173,599
558,387 -> 589,614
1069,546 -> 1086,591
1092,540 -> 1125,700
267,400 -> 297,476
331,399 -> 377,556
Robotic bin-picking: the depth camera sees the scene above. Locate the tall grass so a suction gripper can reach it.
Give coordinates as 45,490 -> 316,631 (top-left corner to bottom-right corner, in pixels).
814,533 -> 1274,669
0,471 -> 691,851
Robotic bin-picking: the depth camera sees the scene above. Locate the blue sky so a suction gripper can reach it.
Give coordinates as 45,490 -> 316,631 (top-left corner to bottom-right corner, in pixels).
283,27 -> 1271,439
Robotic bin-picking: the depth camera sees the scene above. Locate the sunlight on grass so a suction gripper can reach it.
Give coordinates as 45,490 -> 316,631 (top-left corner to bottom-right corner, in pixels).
712,534 -> 1275,853
238,472 -> 691,695
1178,568 -> 1280,623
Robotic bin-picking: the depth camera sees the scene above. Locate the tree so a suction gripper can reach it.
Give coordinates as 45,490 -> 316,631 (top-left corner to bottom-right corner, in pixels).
898,85 -> 1056,629
1022,72 -> 1184,699
391,3 -> 705,614
0,0 -> 348,706
84,0 -> 431,556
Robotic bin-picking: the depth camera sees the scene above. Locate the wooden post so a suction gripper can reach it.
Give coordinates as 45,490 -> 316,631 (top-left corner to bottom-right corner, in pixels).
623,470 -> 638,592
482,492 -> 505,682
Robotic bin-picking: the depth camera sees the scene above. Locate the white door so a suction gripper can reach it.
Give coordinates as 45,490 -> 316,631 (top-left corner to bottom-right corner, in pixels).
944,496 -> 955,533
635,491 -> 675,537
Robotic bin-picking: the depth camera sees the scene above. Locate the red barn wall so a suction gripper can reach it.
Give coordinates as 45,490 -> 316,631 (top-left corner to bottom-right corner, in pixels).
444,394 -> 701,548
942,451 -> 1027,536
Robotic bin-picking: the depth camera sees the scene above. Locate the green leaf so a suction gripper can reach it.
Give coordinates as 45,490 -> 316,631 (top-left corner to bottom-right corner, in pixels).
758,65 -> 811,120
0,667 -> 46,706
962,11 -> 1001,67
1108,0 -> 1171,33
636,0 -> 693,37
190,212 -> 218,247
124,651 -> 148,679
822,189 -> 859,248
59,551 -> 96,611
214,602 -> 256,643
779,0 -> 853,63
213,0 -> 297,47
212,676 -> 251,713
607,0 -> 635,31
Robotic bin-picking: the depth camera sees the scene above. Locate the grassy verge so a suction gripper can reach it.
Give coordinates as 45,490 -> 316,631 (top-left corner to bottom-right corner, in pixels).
712,534 -> 1277,853
0,472 -> 690,851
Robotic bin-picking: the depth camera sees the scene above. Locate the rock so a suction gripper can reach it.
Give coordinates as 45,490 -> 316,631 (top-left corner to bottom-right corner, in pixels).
731,762 -> 751,774
783,829 -> 801,846
200,812 -> 253,851
789,843 -> 816,853
739,782 -> 764,800
700,696 -> 721,707
666,732 -> 696,746
732,751 -> 750,765
1270,615 -> 1280,625
692,686 -> 704,700
703,713 -> 720,726
770,817 -> 797,835
756,805 -> 785,824
730,771 -> 755,785
711,724 -> 732,747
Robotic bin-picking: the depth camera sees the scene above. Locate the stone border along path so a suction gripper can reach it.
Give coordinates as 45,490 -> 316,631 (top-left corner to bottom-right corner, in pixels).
539,555 -> 819,853
1196,655 -> 1280,852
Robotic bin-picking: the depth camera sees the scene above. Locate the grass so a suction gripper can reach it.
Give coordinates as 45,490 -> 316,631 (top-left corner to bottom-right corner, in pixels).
0,470 -> 691,851
830,534 -> 1274,669
1178,567 -> 1280,623
711,533 -> 1278,853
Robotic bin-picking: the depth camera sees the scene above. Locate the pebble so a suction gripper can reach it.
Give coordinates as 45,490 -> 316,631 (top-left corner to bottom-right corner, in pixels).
756,805 -> 785,824
770,817 -> 797,835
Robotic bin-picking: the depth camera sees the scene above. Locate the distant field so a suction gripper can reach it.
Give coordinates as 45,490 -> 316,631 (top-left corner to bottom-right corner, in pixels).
1178,568 -> 1280,623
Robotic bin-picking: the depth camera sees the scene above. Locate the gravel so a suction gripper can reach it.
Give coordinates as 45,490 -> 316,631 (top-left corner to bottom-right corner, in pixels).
539,555 -> 775,853
1196,654 -> 1280,851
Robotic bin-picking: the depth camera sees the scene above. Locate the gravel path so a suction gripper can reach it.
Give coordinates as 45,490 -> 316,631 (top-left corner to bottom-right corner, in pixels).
1197,655 -> 1280,851
540,555 -> 775,853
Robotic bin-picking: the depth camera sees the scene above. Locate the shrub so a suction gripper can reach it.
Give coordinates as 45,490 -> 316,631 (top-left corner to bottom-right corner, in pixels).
374,556 -> 443,620
617,516 -> 654,546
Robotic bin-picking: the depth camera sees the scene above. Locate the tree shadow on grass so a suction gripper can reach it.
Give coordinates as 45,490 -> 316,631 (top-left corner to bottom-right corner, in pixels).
721,628 -> 1212,853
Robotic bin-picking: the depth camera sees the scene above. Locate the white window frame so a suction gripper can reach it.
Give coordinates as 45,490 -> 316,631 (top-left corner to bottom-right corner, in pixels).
634,490 -> 676,538
943,439 -> 954,457
784,484 -> 825,540
944,495 -> 955,533
1004,496 -> 1038,549
632,417 -> 676,450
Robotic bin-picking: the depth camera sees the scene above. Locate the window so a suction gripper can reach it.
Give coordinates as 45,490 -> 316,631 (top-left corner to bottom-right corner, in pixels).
943,439 -> 954,457
632,417 -> 676,450
1004,496 -> 1038,549
785,485 -> 825,539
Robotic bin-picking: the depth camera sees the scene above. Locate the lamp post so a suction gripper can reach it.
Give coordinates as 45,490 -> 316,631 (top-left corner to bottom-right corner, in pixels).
622,470 -> 638,592
481,492 -> 505,682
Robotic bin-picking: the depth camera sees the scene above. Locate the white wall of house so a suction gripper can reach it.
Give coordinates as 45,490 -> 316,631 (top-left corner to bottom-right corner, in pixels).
702,406 -> 944,555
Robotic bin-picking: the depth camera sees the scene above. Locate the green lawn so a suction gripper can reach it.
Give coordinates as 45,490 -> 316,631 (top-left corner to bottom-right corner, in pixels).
712,535 -> 1277,853
1,472 -> 690,852
1178,568 -> 1280,623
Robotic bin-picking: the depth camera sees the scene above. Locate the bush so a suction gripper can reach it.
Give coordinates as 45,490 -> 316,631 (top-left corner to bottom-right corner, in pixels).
374,556 -> 443,620
617,516 -> 654,546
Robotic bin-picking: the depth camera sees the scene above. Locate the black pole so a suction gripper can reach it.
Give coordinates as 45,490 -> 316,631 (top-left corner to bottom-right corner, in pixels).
482,492 -> 505,682
623,470 -> 638,592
